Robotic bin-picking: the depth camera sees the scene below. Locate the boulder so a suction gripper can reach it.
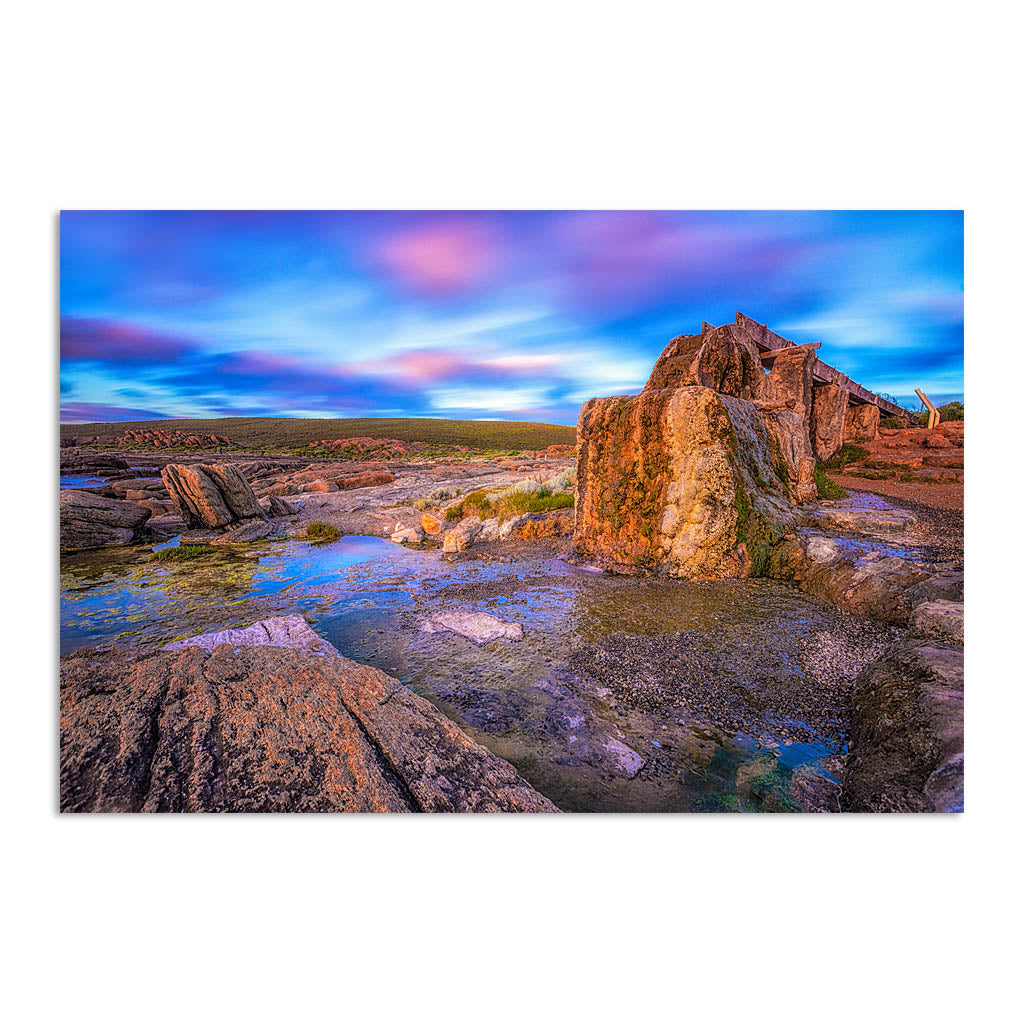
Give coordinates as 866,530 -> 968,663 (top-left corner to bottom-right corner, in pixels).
644,324 -> 764,399
442,517 -> 483,553
843,643 -> 964,812
571,386 -> 793,578
61,617 -> 556,813
259,495 -> 298,517
809,384 -> 850,461
60,489 -> 151,550
391,526 -> 425,544
922,432 -> 953,449
843,403 -> 881,441
420,512 -> 443,536
909,600 -> 964,645
161,463 -> 265,528
60,454 -> 130,476
209,519 -> 275,545
420,610 -> 524,643
906,574 -> 964,607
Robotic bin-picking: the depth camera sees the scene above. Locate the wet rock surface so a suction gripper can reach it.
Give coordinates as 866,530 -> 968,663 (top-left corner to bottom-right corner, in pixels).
843,642 -> 964,812
61,618 -> 557,813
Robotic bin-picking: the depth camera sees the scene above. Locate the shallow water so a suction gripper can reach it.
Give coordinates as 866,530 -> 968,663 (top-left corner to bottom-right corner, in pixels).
60,534 -> 875,811
60,475 -> 108,489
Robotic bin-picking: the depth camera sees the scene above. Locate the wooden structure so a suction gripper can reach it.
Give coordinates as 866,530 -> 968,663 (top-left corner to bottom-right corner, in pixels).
731,312 -> 905,418
915,388 -> 939,430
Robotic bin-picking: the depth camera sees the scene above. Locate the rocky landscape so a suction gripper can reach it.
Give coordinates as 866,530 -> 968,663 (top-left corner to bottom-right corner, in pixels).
59,316 -> 964,814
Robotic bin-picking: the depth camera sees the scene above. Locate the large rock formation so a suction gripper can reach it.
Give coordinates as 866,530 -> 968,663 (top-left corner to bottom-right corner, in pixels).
842,642 -> 964,812
60,489 -> 151,550
844,402 -> 881,441
161,463 -> 266,529
572,385 -> 793,577
61,616 -> 557,813
644,324 -> 764,398
809,384 -> 849,460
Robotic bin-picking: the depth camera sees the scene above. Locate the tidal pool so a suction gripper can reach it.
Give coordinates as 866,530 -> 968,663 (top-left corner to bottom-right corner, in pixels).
60,534 -> 896,812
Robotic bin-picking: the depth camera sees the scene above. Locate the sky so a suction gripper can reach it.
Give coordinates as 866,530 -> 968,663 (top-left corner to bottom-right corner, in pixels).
59,210 -> 963,425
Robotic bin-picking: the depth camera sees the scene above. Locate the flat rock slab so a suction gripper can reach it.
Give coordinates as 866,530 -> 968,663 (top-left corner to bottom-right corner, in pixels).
805,494 -> 917,536
909,600 -> 964,645
164,614 -> 337,655
420,610 -> 524,643
63,618 -> 556,813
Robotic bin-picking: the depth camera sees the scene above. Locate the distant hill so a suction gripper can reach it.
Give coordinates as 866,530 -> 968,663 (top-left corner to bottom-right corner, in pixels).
59,416 -> 578,452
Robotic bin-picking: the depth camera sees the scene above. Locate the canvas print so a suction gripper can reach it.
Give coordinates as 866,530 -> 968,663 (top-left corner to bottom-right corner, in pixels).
59,211 -> 964,813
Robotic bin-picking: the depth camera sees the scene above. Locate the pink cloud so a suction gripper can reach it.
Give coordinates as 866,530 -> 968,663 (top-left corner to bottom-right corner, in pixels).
375,221 -> 500,294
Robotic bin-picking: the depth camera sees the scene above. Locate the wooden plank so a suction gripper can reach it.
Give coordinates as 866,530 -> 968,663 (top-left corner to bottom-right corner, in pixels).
759,342 -> 821,362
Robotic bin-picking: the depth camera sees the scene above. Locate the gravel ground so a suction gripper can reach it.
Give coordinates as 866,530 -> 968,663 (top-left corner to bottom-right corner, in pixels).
569,615 -> 902,748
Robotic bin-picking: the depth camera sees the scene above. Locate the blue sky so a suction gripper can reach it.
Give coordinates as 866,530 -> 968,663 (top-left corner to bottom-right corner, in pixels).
59,210 -> 963,424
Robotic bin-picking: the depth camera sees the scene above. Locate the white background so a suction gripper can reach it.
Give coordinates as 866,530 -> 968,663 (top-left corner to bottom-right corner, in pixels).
4,2 -> 1019,1021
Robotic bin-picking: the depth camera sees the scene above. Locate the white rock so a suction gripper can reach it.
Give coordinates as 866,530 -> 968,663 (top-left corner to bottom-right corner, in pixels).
391,526 -> 425,544
806,535 -> 840,564
164,615 -> 338,656
420,610 -> 523,643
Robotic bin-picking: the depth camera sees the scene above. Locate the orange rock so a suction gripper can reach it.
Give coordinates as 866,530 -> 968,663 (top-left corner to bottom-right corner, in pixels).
421,512 -> 443,536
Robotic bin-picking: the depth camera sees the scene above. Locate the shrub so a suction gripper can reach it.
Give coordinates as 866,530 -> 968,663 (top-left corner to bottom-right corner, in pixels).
151,544 -> 214,561
813,466 -> 847,500
821,443 -> 869,471
546,466 -> 577,494
881,415 -> 905,429
306,521 -> 341,541
413,498 -> 430,511
938,401 -> 964,422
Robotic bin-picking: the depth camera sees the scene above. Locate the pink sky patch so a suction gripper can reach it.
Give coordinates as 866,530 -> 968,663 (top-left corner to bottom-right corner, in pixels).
375,221 -> 499,294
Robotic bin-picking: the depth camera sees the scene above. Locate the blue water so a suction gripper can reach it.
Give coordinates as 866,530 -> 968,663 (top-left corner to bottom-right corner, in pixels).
60,475 -> 107,489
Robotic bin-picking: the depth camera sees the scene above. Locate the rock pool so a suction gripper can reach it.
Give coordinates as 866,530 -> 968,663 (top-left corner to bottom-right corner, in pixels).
60,534 -> 900,812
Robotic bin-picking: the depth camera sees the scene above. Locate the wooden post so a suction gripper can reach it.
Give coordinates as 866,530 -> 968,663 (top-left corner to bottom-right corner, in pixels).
915,388 -> 939,431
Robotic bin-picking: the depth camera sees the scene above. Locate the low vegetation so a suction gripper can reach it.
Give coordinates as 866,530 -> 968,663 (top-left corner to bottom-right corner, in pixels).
813,466 -> 847,500
60,416 -> 577,454
444,485 -> 575,523
821,443 -> 869,471
305,521 -> 341,542
150,544 -> 214,561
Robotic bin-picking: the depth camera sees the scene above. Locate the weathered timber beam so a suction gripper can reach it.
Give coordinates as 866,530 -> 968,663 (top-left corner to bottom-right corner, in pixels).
759,342 -> 821,363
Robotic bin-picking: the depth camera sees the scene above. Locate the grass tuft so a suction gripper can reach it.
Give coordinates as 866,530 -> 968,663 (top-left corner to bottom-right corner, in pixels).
306,521 -> 341,542
821,443 -> 869,471
151,544 -> 214,561
813,466 -> 847,500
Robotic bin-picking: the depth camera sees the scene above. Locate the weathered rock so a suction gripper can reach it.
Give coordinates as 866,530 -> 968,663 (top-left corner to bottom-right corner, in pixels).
789,759 -> 844,813
420,512 -> 443,536
259,495 -> 298,517
60,454 -> 130,476
391,526 -> 425,544
906,573 -> 964,607
161,463 -> 265,528
922,432 -> 953,449
644,324 -> 764,399
209,519 -> 275,545
909,600 -> 964,645
61,618 -> 556,813
770,535 -> 929,625
762,346 -> 817,422
843,643 -> 964,812
501,509 -> 574,540
844,403 -> 880,441
164,615 -> 334,654
421,610 -> 524,643
571,386 -> 793,578
759,407 -> 817,502
442,517 -> 483,553
60,489 -> 151,550
809,384 -> 849,460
